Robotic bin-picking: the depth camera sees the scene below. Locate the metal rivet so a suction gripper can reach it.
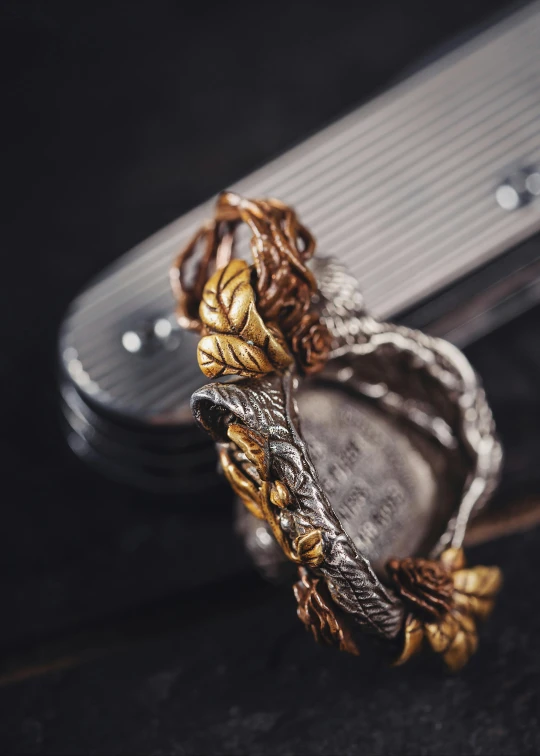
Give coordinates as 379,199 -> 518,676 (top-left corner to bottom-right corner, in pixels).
496,165 -> 540,211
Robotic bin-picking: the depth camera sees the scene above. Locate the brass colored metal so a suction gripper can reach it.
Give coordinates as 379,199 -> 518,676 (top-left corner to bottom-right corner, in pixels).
392,548 -> 502,671
269,480 -> 290,509
174,196 -> 503,670
293,530 -> 325,568
258,480 -> 299,564
218,446 -> 264,520
227,424 -> 268,480
197,260 -> 293,379
424,610 -> 478,672
440,546 -> 466,572
452,566 -> 502,620
172,192 -> 331,376
222,420 -> 324,568
394,615 -> 424,666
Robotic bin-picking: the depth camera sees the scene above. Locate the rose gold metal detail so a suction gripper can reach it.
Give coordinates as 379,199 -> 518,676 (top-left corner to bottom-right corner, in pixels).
171,192 -> 331,376
294,567 -> 360,655
392,548 -> 502,671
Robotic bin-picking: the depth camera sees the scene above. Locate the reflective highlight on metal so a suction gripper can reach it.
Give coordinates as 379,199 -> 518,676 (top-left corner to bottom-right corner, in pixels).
59,2 -> 540,491
496,165 -> 540,211
183,193 -> 502,669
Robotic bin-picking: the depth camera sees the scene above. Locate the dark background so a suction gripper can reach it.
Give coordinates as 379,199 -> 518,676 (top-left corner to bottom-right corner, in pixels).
2,1 -> 540,754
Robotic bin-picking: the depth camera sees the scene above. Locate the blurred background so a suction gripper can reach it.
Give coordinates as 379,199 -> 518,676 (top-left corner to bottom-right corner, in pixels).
2,1 -> 540,754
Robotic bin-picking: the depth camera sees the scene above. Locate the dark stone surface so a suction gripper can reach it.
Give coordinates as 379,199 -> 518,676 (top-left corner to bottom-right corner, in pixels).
1,1 -> 539,753
1,532 -> 539,755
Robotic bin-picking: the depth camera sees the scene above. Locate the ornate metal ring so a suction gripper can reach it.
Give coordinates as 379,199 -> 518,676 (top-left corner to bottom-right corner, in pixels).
171,192 -> 503,670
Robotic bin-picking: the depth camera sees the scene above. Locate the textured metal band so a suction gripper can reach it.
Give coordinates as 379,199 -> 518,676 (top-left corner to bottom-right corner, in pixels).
193,368 -> 405,641
312,257 -> 503,552
191,256 -> 503,665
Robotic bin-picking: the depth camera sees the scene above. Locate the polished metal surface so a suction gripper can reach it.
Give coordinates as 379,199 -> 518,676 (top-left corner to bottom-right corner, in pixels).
232,258 -> 502,603
59,1 -> 540,489
298,388 -> 441,568
496,164 -> 540,210
191,252 -> 502,656
236,388 -> 447,579
61,1 -> 540,423
193,372 -> 407,642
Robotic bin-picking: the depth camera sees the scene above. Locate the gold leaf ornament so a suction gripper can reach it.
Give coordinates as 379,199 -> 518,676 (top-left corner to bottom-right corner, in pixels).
197,260 -> 293,379
424,609 -> 478,671
218,422 -> 300,563
218,446 -> 264,520
294,530 -> 324,567
220,421 -> 325,568
270,480 -> 290,509
452,566 -> 502,621
227,424 -> 269,479
217,424 -> 270,520
394,615 -> 424,666
393,548 -> 501,671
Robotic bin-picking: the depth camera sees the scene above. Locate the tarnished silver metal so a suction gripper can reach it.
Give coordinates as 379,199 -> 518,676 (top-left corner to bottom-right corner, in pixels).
234,384 -> 457,583
194,370 -> 406,640
314,257 -> 503,552
192,257 -> 503,657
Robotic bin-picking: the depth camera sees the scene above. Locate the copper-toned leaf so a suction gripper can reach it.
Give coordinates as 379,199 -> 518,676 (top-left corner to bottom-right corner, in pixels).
293,567 -> 359,655
386,556 -> 454,621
